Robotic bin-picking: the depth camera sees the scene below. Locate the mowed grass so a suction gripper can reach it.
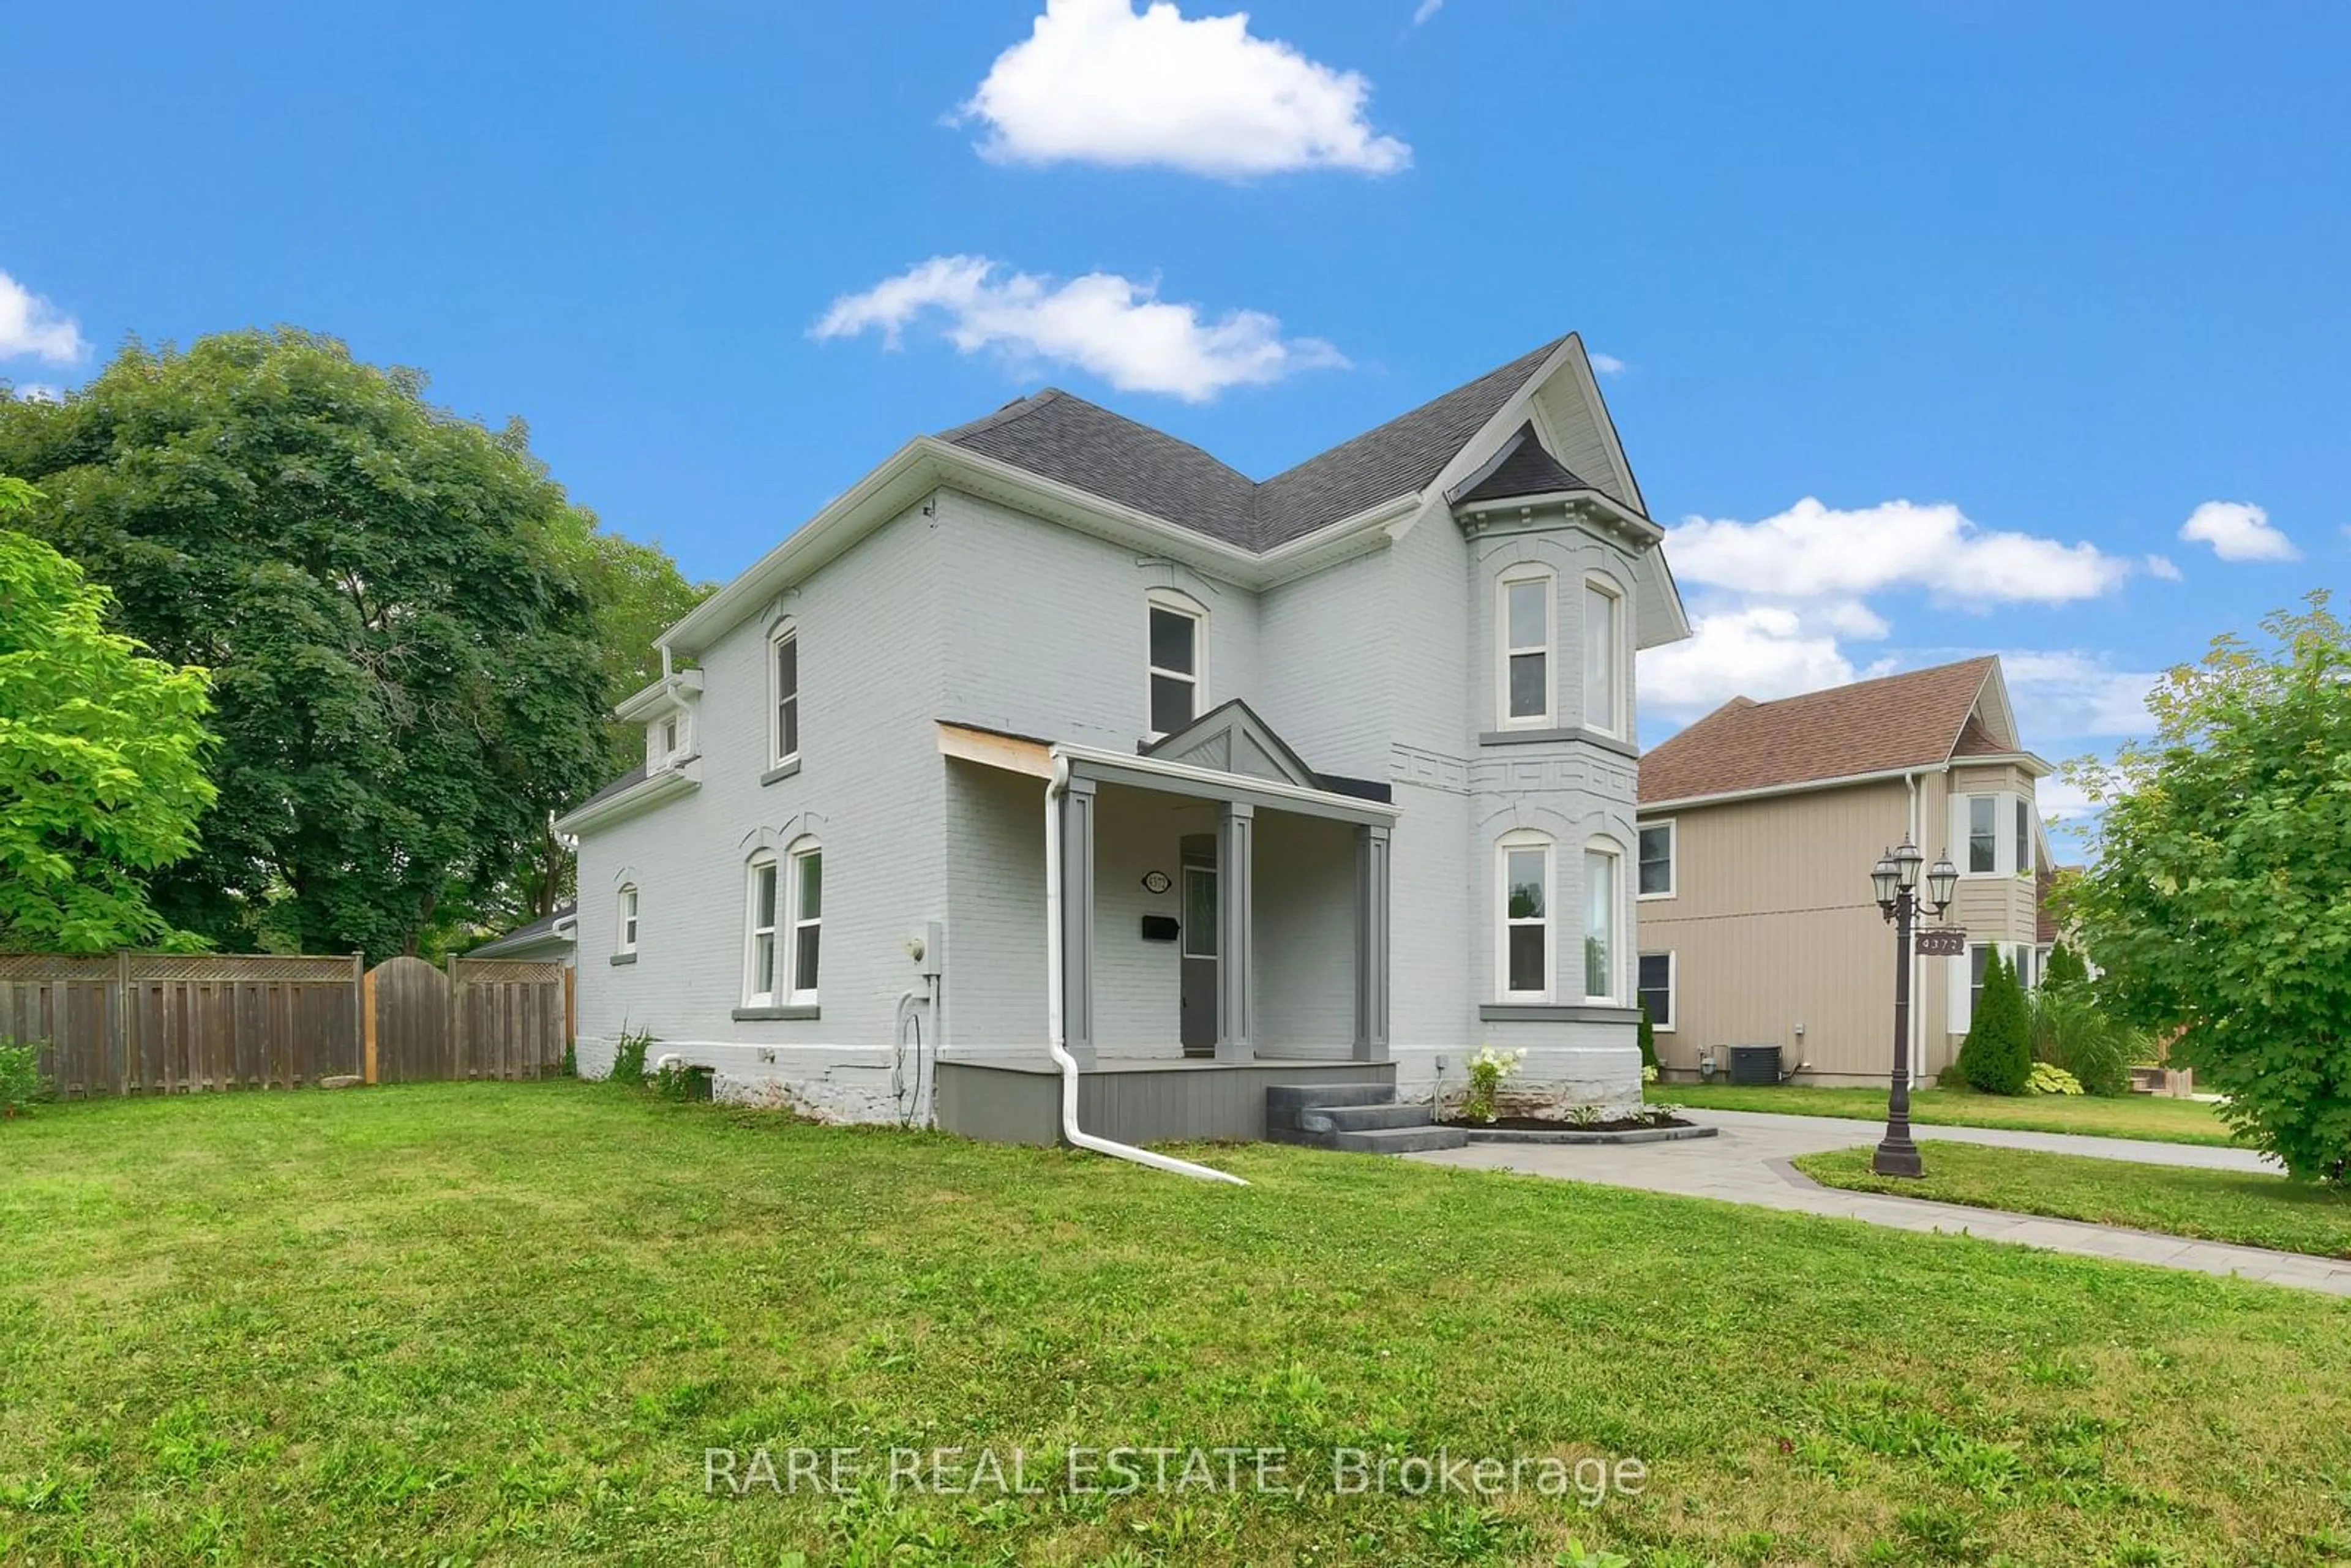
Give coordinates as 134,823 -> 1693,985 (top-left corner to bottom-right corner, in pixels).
1796,1141 -> 2351,1262
4,1087 -> 2351,1567
1663,1081 -> 2246,1147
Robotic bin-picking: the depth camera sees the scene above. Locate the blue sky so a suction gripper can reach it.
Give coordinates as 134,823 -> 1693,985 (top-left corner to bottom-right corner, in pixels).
5,0 -> 2344,839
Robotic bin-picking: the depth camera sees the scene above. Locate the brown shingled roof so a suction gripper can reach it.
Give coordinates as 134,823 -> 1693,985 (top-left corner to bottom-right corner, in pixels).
1639,657 -> 1997,805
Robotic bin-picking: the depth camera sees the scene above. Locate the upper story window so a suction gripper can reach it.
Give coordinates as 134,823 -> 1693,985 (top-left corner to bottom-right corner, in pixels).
617,884 -> 639,955
770,623 -> 800,768
1147,590 -> 1206,736
1637,820 -> 1676,899
1497,830 -> 1554,1000
1967,794 -> 1998,873
650,708 -> 689,770
2015,797 -> 2034,877
1583,574 -> 1625,738
1498,568 -> 1554,727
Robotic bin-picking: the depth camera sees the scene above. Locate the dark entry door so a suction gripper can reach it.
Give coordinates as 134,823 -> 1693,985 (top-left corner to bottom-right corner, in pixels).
1179,855 -> 1218,1056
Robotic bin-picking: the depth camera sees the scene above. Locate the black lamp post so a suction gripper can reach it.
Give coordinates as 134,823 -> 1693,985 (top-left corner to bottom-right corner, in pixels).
1870,838 -> 1957,1177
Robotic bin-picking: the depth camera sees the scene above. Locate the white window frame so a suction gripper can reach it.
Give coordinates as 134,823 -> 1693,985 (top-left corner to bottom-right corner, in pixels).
1495,830 -> 1555,1002
1636,819 -> 1676,901
1495,566 -> 1556,729
1581,572 -> 1627,739
768,621 -> 800,770
2014,795 -> 2034,879
1583,841 -> 1624,1003
743,852 -> 781,1007
1145,588 -> 1208,739
1955,790 -> 2039,879
1637,951 -> 1676,1033
616,884 -> 639,956
786,839 -> 822,1005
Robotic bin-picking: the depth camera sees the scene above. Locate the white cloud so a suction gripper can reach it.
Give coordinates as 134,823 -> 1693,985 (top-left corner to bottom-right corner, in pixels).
1587,351 -> 1626,376
2036,775 -> 2102,823
960,0 -> 1411,178
0,270 -> 87,364
2178,499 -> 2297,562
1411,0 -> 1444,24
2143,553 -> 2181,580
1638,605 -> 1863,718
7,382 -> 63,402
1667,497 -> 2132,607
1997,651 -> 2159,737
812,255 -> 1346,402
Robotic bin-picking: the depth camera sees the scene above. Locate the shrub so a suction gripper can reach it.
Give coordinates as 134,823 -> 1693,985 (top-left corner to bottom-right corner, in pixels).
1957,950 -> 2033,1096
2027,1062 -> 2085,1096
653,1060 -> 712,1102
609,1027 -> 654,1087
2042,940 -> 2091,992
2028,986 -> 2135,1097
0,1039 -> 53,1119
1460,1045 -> 1525,1124
1637,1002 -> 1659,1074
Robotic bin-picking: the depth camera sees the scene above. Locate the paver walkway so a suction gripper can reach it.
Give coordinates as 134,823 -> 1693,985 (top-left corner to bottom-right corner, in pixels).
1410,1108 -> 2351,1297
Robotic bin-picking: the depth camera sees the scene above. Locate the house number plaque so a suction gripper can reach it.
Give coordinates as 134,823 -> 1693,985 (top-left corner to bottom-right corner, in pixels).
1914,928 -> 1968,958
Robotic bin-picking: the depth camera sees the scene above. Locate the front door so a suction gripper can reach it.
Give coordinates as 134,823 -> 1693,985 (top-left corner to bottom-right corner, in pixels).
1180,856 -> 1218,1056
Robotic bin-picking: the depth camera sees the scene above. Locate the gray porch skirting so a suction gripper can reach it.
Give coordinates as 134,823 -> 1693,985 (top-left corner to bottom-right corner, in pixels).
936,1057 -> 1395,1146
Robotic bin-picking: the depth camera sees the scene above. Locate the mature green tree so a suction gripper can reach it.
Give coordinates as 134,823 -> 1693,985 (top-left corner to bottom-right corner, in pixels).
1957,949 -> 2033,1096
2041,940 -> 2090,992
0,330 -> 620,962
2062,594 -> 2351,1180
0,477 -> 216,950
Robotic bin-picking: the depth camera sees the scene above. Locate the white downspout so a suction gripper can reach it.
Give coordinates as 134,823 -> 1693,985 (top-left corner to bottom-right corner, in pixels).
1046,756 -> 1246,1186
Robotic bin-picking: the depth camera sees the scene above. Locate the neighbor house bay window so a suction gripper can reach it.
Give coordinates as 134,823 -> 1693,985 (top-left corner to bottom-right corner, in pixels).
1499,569 -> 1553,726
1499,833 -> 1553,1000
1584,846 -> 1621,1002
1968,795 -> 1998,874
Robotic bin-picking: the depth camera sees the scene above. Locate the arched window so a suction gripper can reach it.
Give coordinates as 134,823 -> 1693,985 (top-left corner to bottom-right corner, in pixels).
1146,587 -> 1208,736
1583,839 -> 1624,1003
769,619 -> 800,769
1496,830 -> 1554,1001
616,883 -> 639,956
743,839 -> 823,1008
1496,566 -> 1555,728
1582,572 -> 1626,738
743,852 -> 780,1005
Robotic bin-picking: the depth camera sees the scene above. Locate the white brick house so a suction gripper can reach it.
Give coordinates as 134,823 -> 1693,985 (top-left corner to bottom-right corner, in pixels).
558,334 -> 1689,1141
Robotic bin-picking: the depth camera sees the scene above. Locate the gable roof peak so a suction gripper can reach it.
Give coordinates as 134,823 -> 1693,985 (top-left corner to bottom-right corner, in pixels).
1640,656 -> 2005,806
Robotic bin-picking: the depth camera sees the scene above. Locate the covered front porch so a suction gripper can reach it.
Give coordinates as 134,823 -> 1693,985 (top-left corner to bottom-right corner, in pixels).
935,702 -> 1399,1143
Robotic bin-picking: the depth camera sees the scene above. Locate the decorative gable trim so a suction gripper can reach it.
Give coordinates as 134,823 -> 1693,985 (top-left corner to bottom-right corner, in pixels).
1141,699 -> 1321,792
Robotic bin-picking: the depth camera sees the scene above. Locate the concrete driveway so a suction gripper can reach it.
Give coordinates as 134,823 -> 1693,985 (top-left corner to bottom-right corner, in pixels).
1409,1108 -> 2350,1297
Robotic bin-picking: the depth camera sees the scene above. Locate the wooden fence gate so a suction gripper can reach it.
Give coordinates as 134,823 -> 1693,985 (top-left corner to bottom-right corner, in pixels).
1,950 -> 571,1097
362,956 -> 571,1083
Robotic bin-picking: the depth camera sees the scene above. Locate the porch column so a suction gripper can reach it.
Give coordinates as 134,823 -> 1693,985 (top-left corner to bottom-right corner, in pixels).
1354,823 -> 1391,1062
1216,800 -> 1254,1062
1059,775 -> 1098,1070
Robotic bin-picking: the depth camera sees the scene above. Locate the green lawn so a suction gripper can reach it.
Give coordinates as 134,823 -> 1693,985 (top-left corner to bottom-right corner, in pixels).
1794,1141 -> 2351,1261
1662,1081 -> 2246,1147
6,1086 -> 2351,1566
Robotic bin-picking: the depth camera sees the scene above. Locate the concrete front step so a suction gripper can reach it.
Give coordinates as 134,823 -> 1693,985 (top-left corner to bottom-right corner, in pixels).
1300,1101 -> 1433,1133
1265,1081 -> 1397,1132
1325,1124 -> 1469,1154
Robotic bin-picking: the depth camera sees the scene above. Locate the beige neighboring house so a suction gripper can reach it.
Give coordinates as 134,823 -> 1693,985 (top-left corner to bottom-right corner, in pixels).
1633,657 -> 2053,1087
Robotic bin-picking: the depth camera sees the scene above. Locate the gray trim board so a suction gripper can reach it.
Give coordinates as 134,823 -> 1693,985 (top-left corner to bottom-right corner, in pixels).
609,953 -> 637,966
1216,801 -> 1255,1062
1478,1004 -> 1644,1024
1353,823 -> 1390,1062
1065,756 -> 1394,827
1478,727 -> 1640,758
760,759 -> 803,787
733,1004 -> 820,1021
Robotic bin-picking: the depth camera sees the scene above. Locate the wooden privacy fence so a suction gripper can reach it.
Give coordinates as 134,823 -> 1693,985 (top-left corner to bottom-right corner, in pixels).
1,951 -> 572,1098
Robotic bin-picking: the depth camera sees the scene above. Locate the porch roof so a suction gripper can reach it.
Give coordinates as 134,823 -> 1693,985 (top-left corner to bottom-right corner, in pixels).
936,715 -> 1400,828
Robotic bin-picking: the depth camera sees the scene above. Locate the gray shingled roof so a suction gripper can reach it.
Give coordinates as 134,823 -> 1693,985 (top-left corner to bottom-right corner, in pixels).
568,762 -> 648,816
1449,422 -> 1595,505
471,902 -> 576,956
936,335 -> 1574,552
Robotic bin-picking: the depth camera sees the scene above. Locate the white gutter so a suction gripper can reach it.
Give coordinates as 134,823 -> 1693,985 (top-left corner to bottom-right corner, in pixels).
1044,756 -> 1245,1187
